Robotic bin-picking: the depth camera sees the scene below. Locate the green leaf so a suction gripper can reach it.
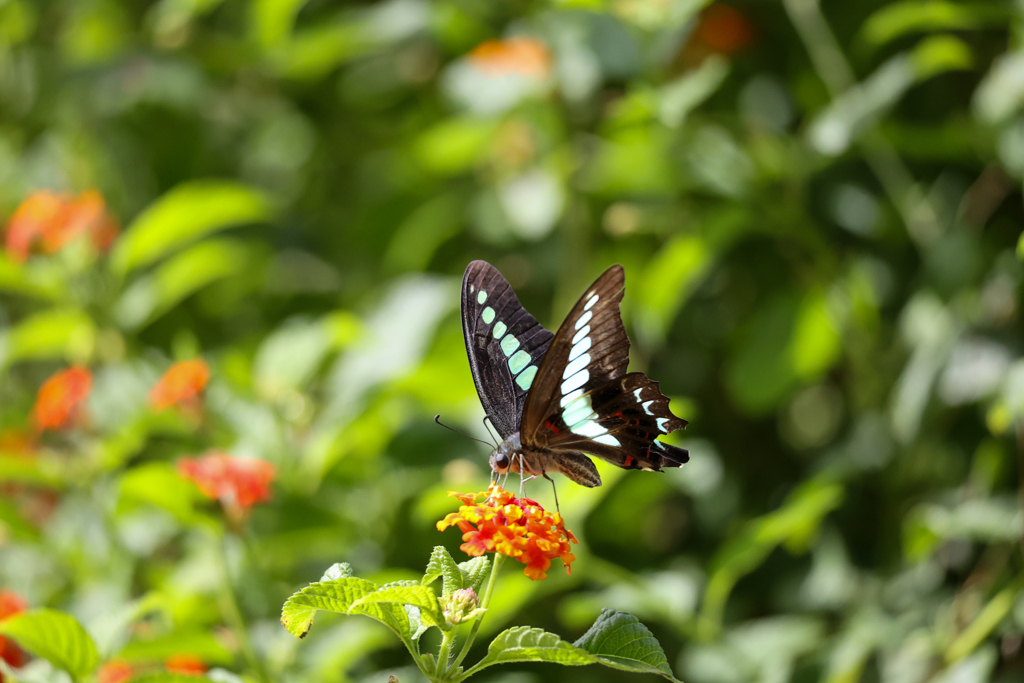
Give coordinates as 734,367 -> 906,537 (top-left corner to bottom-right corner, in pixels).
321,563 -> 354,581
281,576 -> 412,644
860,1 -> 1010,48
114,239 -> 257,330
251,0 -> 310,48
0,495 -> 39,541
118,628 -> 233,664
0,608 -> 99,678
470,626 -> 594,671
658,54 -> 729,128
0,254 -> 62,299
0,454 -> 62,486
1017,232 -> 1024,260
350,584 -> 443,627
574,609 -> 679,681
111,180 -> 270,275
423,546 -> 465,597
413,117 -> 498,175
270,20 -> 373,80
0,307 -> 95,367
458,556 -> 491,594
117,462 -> 212,527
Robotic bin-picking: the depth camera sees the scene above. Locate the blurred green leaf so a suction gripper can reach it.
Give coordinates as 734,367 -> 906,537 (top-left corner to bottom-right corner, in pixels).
910,34 -> 973,80
117,462 -> 212,527
0,453 -> 62,486
130,675 -> 217,683
0,254 -> 62,299
860,1 -> 1010,48
636,234 -> 711,343
790,289 -> 842,379
115,239 -> 257,330
946,580 -> 1023,663
119,629 -> 232,664
0,495 -> 39,541
658,55 -> 730,128
574,609 -> 679,680
251,0 -> 310,48
0,609 -> 99,678
700,478 -> 844,639
413,117 -> 498,175
0,307 -> 95,367
111,181 -> 270,275
270,20 -> 373,80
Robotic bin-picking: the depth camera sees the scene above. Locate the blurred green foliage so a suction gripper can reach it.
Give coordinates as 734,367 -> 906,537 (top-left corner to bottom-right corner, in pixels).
2,0 -> 1024,682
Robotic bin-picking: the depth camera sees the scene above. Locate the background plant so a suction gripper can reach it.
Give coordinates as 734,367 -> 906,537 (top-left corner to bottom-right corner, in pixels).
1,0 -> 1024,682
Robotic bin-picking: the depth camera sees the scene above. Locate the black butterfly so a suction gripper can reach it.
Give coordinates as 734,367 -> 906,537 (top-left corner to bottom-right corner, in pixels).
461,260 -> 689,488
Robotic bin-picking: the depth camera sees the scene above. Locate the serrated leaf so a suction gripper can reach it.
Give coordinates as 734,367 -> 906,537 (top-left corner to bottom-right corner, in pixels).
458,556 -> 491,594
281,576 -> 412,644
350,584 -> 443,627
470,626 -> 595,672
574,609 -> 679,681
423,546 -> 465,597
321,563 -> 353,581
111,180 -> 270,275
0,608 -> 99,678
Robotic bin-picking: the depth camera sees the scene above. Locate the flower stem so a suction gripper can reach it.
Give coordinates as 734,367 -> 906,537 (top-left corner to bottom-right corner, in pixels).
450,553 -> 505,674
213,532 -> 271,683
435,629 -> 456,677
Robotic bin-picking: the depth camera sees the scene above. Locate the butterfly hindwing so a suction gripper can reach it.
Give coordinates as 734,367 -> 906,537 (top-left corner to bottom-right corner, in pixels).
520,266 -> 688,471
462,260 -> 554,438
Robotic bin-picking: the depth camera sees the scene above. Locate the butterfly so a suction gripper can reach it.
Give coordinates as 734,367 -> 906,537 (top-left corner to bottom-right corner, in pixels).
461,260 -> 689,489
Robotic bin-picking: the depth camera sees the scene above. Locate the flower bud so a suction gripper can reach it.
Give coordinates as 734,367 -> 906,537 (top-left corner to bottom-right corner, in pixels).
443,588 -> 484,626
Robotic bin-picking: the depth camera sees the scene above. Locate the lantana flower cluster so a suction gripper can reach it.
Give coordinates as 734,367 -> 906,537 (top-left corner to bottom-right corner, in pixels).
437,485 -> 577,581
4,189 -> 117,262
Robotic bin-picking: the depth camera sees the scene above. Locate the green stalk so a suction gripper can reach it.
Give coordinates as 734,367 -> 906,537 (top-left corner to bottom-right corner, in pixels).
449,553 -> 505,676
434,628 -> 457,678
213,532 -> 271,683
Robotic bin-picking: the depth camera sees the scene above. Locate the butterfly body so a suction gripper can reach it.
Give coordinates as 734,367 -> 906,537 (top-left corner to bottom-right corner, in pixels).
462,260 -> 689,488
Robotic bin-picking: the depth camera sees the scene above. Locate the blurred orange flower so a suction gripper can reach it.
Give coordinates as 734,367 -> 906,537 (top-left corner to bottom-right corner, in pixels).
4,190 -> 118,262
469,37 -> 551,78
437,484 -> 577,580
689,4 -> 753,57
32,367 -> 92,432
165,654 -> 207,675
178,452 -> 276,512
0,590 -> 29,678
96,660 -> 133,683
149,359 -> 210,411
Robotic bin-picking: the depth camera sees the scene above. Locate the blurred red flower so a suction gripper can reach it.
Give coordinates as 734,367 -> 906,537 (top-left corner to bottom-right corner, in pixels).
4,190 -> 118,262
437,484 -> 577,580
178,452 -> 276,511
96,659 -> 133,683
32,367 -> 92,432
0,591 -> 29,679
165,654 -> 207,676
149,359 -> 210,411
469,37 -> 551,77
690,4 -> 754,56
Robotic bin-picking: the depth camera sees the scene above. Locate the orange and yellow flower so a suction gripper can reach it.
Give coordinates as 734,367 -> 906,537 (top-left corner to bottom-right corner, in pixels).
437,485 -> 577,580
4,190 -> 118,262
165,654 -> 207,676
32,367 -> 92,432
178,452 -> 276,512
0,590 -> 28,679
96,659 -> 133,683
149,359 -> 210,411
468,37 -> 551,78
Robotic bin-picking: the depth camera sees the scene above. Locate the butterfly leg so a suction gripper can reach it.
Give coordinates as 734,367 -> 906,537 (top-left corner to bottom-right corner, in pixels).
543,472 -> 560,514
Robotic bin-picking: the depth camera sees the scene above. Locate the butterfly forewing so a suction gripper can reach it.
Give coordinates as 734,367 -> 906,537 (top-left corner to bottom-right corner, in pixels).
520,265 -> 689,471
461,260 -> 553,438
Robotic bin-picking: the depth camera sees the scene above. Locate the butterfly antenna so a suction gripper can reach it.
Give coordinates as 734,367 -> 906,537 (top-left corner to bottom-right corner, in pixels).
481,416 -> 499,448
434,415 -> 494,449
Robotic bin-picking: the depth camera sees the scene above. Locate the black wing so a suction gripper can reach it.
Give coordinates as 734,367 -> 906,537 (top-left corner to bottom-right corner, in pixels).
461,260 -> 554,438
520,265 -> 689,471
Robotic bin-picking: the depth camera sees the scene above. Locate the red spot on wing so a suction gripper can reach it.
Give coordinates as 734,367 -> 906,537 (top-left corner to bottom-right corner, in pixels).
623,455 -> 635,468
544,419 -> 561,434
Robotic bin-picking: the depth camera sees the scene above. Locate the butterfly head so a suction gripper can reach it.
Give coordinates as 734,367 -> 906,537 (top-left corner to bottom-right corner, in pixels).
488,432 -> 522,476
